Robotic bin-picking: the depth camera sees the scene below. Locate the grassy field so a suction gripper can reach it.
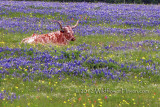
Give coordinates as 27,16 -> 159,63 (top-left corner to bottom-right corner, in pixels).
0,1 -> 160,107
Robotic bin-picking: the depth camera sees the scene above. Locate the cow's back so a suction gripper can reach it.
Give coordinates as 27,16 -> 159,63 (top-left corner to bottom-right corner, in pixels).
21,31 -> 67,45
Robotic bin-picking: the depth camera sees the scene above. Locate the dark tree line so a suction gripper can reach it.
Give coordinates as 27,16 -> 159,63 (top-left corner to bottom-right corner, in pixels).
12,0 -> 160,4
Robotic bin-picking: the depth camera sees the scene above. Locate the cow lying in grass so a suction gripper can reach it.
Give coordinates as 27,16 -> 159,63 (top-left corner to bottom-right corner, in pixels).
21,20 -> 79,45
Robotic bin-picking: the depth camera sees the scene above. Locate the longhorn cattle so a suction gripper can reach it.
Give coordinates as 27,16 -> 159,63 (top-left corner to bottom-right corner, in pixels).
21,20 -> 79,45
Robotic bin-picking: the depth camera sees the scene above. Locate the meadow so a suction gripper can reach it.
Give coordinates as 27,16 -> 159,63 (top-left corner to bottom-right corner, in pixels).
0,1 -> 160,107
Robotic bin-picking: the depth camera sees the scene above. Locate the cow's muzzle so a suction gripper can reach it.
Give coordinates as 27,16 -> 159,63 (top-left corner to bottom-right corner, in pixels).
71,37 -> 76,41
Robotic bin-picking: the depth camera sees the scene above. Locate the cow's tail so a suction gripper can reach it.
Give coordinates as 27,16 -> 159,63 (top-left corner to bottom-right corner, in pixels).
21,38 -> 27,43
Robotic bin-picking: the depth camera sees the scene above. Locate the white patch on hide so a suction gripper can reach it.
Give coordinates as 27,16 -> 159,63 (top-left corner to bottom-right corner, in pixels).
27,38 -> 35,43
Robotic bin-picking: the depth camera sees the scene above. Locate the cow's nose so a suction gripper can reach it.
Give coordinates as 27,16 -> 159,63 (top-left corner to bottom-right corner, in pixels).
71,37 -> 76,41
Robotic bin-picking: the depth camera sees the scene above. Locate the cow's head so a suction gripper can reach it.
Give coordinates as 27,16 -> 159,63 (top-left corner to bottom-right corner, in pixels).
53,20 -> 79,41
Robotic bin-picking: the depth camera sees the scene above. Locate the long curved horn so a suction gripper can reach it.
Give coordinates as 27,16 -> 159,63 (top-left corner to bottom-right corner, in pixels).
53,20 -> 63,30
71,20 -> 79,29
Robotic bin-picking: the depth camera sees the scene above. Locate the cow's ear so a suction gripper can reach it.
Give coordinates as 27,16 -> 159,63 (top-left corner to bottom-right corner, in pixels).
60,30 -> 64,33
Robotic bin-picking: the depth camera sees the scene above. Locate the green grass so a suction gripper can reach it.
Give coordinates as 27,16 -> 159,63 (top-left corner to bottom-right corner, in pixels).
1,34 -> 159,107
0,75 -> 159,107
97,22 -> 160,31
0,5 -> 160,107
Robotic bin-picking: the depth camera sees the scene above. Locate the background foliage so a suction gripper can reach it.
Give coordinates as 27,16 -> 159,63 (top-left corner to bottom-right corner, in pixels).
9,0 -> 160,4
